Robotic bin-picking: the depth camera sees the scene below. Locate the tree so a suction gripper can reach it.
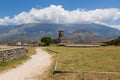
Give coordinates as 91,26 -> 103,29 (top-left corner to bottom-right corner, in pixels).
41,36 -> 51,46
105,35 -> 120,46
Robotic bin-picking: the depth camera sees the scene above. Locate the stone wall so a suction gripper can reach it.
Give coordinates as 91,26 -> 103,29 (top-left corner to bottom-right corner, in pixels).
0,47 -> 28,62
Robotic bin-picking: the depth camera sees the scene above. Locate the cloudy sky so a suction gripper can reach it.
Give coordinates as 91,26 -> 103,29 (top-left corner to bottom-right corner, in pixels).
0,0 -> 120,29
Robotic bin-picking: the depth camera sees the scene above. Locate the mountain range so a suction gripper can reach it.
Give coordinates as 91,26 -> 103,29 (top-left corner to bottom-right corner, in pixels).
0,23 -> 120,40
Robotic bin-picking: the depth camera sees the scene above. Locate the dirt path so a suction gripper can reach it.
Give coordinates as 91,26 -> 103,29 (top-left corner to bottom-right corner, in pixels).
0,48 -> 51,80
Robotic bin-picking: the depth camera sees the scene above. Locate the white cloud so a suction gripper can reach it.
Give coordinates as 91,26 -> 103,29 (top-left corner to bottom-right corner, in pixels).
0,16 -> 10,25
0,5 -> 120,27
110,25 -> 120,30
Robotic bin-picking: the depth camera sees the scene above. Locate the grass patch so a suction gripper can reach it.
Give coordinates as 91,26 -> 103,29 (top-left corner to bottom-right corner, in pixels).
0,48 -> 7,50
48,46 -> 120,72
0,56 -> 29,73
0,47 -> 36,73
42,46 -> 120,80
27,47 -> 36,56
44,72 -> 120,80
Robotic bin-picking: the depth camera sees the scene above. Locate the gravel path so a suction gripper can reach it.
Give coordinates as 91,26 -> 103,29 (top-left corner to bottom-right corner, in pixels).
0,48 -> 51,80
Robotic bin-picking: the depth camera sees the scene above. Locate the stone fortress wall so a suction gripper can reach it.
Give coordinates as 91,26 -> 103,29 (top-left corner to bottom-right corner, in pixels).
0,47 -> 28,62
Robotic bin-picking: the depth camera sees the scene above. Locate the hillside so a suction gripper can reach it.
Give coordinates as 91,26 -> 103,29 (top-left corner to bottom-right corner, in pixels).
0,23 -> 120,40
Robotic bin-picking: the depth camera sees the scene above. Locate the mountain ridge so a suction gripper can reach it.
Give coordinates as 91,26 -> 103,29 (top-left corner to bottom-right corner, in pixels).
0,23 -> 120,40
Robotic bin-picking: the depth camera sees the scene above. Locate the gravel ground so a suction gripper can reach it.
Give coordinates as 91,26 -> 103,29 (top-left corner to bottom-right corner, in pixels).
0,48 -> 51,80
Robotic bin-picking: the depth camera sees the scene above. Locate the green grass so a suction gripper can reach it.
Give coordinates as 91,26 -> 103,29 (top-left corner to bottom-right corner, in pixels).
48,46 -> 120,72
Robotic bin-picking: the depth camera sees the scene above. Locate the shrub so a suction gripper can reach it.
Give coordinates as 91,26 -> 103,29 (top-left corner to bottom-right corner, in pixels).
41,36 -> 51,46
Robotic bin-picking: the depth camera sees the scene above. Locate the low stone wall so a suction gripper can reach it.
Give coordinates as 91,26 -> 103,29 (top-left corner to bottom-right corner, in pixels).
0,47 -> 28,62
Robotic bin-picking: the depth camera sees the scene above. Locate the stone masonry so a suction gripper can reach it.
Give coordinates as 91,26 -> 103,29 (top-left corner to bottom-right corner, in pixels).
0,47 -> 28,62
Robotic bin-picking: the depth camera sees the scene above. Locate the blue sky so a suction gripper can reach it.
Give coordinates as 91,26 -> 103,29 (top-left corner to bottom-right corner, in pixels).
0,0 -> 120,29
0,0 -> 120,18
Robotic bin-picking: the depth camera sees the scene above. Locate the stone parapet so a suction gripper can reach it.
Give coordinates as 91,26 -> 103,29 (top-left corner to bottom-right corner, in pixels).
0,47 -> 28,62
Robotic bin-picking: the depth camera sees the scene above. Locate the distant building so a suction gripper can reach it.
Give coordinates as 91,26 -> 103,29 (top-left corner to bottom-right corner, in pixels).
17,42 -> 22,45
58,30 -> 73,45
58,30 -> 64,38
0,40 -> 38,46
58,30 -> 64,43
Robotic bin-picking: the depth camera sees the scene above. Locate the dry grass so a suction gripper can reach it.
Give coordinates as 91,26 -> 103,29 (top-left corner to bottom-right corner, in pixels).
44,46 -> 120,80
0,47 -> 36,73
0,48 -> 7,50
45,73 -> 120,80
0,56 -> 29,73
0,48 -> 4,50
27,47 -> 36,56
49,46 -> 120,72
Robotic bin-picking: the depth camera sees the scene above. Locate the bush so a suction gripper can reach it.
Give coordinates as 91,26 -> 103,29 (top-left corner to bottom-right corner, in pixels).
41,36 -> 51,46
